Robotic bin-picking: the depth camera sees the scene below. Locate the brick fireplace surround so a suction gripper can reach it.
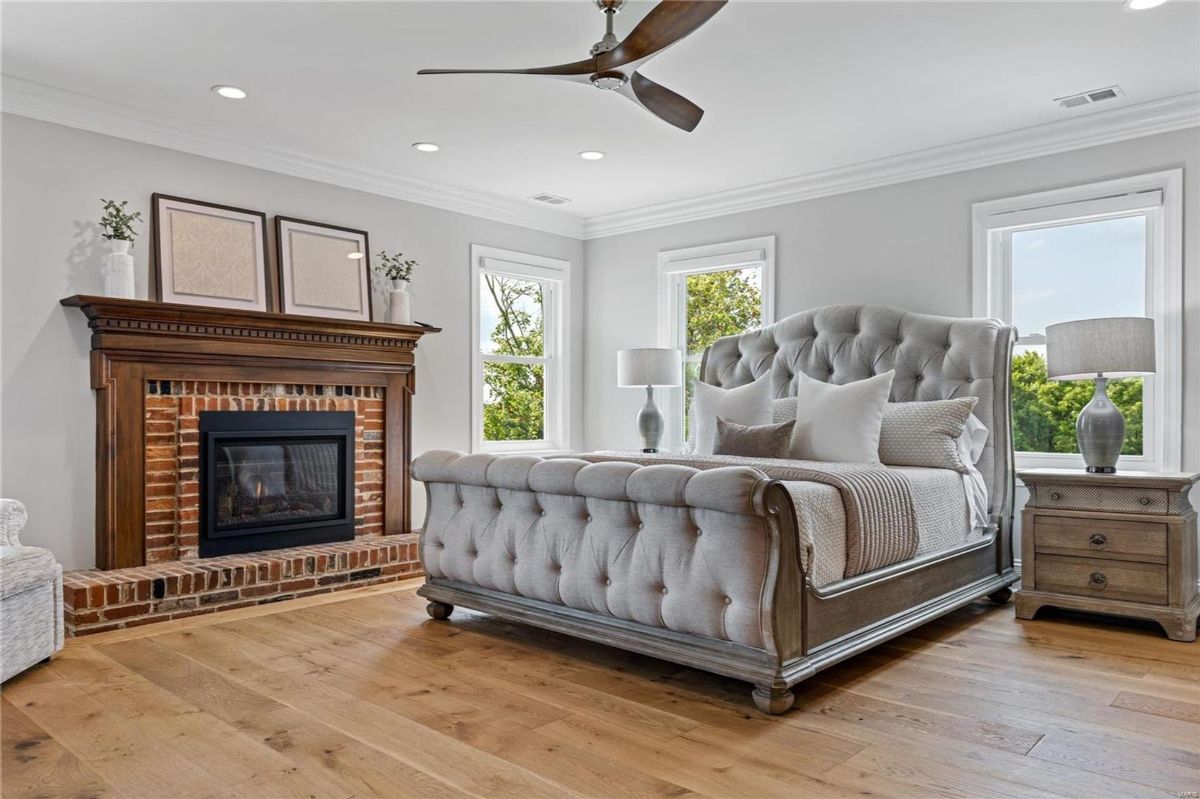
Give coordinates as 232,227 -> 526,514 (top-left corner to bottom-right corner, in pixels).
61,296 -> 438,635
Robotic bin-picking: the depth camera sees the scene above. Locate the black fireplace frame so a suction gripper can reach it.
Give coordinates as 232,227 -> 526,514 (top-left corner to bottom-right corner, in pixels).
199,411 -> 356,557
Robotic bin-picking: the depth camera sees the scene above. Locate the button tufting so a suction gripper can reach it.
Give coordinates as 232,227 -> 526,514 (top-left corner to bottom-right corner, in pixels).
723,596 -> 732,605
637,522 -> 644,530
695,528 -> 702,536
604,578 -> 611,586
586,515 -> 594,523
660,586 -> 668,595
540,510 -> 547,517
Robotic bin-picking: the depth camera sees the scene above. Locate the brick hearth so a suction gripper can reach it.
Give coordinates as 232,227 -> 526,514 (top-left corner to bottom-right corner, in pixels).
64,535 -> 421,635
60,297 -> 439,634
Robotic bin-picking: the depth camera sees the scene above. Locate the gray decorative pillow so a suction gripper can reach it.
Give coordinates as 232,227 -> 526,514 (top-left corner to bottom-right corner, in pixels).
878,397 -> 978,472
714,417 -> 795,459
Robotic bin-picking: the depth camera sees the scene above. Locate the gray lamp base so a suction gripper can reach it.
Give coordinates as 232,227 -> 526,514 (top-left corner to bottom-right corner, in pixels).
1077,376 -> 1125,474
637,385 -> 663,453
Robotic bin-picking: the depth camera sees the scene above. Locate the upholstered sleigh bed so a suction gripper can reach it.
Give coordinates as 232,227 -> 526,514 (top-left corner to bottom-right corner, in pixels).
412,305 -> 1018,713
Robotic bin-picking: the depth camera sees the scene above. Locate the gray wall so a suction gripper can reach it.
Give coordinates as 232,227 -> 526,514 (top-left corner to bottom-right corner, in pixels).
4,112 -> 1196,572
583,127 -> 1200,479
0,114 -> 584,569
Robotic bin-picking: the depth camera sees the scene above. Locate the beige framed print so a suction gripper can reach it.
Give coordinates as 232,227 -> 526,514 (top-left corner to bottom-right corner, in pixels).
151,194 -> 273,311
275,217 -> 373,321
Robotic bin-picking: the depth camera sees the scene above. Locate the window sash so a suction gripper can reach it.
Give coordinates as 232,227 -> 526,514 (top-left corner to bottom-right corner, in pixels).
971,171 -> 1182,473
470,245 -> 569,454
657,236 -> 776,451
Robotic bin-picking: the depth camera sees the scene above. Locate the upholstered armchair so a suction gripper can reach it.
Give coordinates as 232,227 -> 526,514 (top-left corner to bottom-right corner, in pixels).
1,499 -> 64,682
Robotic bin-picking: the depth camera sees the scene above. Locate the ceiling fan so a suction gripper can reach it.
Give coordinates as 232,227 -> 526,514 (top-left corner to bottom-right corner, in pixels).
417,0 -> 727,132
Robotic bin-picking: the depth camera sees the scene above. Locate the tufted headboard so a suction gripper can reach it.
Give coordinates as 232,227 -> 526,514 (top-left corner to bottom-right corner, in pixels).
700,304 -> 1016,525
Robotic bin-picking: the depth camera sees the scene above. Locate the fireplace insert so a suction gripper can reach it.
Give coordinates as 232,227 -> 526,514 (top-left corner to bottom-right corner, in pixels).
199,411 -> 356,557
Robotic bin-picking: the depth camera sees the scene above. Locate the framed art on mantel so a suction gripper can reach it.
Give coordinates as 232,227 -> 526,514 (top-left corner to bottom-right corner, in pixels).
151,194 -> 273,311
275,217 -> 372,321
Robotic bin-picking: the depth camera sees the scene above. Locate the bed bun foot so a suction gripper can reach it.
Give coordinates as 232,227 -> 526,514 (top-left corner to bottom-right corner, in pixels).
987,587 -> 1013,605
426,601 -> 454,620
752,683 -> 794,715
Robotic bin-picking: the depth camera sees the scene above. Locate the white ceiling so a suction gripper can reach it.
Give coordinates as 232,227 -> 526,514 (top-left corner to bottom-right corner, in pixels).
3,1 -> 1199,225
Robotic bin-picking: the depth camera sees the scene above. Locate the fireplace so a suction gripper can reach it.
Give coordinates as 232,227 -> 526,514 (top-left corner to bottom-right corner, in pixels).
200,411 -> 356,557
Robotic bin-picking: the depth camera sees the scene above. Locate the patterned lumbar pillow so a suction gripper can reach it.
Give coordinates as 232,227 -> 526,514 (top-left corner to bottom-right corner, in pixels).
878,397 -> 979,472
788,370 -> 895,463
713,417 -> 795,459
690,375 -> 774,455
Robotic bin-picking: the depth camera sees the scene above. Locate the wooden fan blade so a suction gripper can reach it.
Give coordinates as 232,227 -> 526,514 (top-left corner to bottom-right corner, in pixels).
418,58 -> 596,77
599,0 -> 727,71
619,72 -> 704,132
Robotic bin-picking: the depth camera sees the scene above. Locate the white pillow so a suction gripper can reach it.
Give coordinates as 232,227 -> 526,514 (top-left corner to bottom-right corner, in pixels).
788,370 -> 895,463
957,413 -> 989,465
690,376 -> 774,456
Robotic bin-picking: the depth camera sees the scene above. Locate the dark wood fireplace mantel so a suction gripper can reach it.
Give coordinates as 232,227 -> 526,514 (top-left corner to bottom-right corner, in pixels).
62,295 -> 440,570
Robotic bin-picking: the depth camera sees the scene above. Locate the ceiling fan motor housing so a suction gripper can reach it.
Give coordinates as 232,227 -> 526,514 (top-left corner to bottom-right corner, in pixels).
590,70 -> 627,90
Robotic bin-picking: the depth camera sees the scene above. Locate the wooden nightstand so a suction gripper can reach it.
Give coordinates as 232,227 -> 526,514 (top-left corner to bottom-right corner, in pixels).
1016,469 -> 1200,641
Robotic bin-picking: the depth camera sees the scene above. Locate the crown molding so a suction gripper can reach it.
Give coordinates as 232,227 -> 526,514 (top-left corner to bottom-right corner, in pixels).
0,76 -> 586,240
581,92 -> 1200,240
4,76 -> 1196,244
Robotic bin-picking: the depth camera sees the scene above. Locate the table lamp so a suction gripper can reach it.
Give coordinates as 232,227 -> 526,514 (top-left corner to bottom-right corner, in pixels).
1045,317 -> 1155,473
617,348 -> 681,453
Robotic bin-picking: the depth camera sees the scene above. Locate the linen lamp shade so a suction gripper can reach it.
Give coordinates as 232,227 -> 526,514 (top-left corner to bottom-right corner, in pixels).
1045,317 -> 1156,380
617,348 -> 682,387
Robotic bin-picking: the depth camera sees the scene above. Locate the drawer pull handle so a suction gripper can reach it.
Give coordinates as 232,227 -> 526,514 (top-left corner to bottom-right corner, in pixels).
1138,496 -> 1151,506
1088,533 -> 1107,550
1089,572 -> 1108,589
1049,491 -> 1062,501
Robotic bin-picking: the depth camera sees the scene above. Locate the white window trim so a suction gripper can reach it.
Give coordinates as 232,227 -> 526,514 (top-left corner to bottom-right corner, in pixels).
971,170 -> 1183,473
469,244 -> 571,455
656,235 -> 777,451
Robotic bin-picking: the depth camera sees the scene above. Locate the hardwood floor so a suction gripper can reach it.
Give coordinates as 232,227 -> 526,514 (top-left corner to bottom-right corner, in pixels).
3,578 -> 1197,798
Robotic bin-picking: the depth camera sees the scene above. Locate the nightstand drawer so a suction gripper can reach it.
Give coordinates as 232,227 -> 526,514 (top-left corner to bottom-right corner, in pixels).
1034,516 -> 1167,563
1028,483 -> 1169,514
1035,555 -> 1168,605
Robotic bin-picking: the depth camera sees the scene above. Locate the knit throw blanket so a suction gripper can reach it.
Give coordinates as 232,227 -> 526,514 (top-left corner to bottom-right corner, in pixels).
577,452 -> 919,577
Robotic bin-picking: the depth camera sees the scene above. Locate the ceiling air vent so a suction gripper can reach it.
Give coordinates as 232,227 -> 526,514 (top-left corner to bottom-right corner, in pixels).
529,193 -> 571,205
1054,85 -> 1124,110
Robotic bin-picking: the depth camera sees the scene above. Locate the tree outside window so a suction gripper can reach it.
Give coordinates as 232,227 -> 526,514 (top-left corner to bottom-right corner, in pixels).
682,268 -> 763,436
481,274 -> 546,442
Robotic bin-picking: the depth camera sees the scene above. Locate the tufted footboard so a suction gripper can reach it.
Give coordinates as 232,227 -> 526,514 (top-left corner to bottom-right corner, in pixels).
412,450 -> 805,710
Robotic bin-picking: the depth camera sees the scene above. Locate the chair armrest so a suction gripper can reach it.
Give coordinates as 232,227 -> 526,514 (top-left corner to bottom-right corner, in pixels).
0,499 -> 27,547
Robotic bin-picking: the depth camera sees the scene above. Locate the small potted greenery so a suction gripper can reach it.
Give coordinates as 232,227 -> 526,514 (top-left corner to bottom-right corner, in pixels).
98,199 -> 143,298
373,250 -> 418,324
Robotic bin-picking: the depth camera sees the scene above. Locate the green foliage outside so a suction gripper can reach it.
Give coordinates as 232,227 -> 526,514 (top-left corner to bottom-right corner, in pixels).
682,269 -> 763,436
685,269 -> 764,356
1012,350 -> 1143,455
482,275 -> 545,442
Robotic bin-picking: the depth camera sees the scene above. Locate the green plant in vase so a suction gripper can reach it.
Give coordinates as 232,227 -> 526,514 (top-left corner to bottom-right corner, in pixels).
98,198 -> 143,298
374,250 -> 418,324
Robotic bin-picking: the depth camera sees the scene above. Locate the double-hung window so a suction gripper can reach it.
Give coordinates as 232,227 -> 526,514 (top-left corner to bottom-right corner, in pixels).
658,236 -> 776,450
972,170 -> 1183,472
470,245 -> 570,453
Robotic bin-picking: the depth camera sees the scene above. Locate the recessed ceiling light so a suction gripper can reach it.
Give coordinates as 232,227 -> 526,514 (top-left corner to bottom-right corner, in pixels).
412,142 -> 440,153
211,85 -> 248,100
579,150 -> 606,161
347,252 -> 365,260
1125,0 -> 1167,9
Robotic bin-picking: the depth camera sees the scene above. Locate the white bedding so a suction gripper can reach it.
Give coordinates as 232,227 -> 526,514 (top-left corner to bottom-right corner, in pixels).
591,450 -> 987,588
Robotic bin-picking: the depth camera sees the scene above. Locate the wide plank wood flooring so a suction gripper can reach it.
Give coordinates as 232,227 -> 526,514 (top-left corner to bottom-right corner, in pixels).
3,578 -> 1198,798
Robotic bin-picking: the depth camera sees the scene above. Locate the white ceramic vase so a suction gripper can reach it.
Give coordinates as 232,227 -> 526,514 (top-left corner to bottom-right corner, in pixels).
104,239 -> 136,299
386,280 -> 412,325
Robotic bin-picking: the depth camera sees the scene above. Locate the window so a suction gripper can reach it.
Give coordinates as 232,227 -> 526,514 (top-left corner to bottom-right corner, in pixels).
972,171 -> 1182,472
658,236 -> 776,449
470,245 -> 570,453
